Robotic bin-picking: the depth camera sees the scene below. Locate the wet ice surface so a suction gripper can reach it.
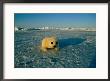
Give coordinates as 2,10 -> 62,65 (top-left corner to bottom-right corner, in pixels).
14,30 -> 96,68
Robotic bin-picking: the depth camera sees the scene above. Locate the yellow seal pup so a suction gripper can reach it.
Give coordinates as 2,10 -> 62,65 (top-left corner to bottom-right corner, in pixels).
41,36 -> 58,52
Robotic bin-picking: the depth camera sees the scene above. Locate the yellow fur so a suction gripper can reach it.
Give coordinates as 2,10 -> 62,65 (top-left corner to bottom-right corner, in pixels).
40,36 -> 58,52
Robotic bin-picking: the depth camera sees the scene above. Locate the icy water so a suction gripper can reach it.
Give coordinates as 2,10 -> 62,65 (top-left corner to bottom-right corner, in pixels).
14,30 -> 96,68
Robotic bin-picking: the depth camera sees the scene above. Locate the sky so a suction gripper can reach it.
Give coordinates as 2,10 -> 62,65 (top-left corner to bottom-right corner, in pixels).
15,13 -> 96,28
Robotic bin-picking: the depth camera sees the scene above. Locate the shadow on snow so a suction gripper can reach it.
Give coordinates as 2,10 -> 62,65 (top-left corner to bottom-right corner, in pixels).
58,38 -> 86,48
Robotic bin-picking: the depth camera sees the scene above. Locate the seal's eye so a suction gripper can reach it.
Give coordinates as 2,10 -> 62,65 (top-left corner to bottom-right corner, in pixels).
51,42 -> 53,44
56,42 -> 58,44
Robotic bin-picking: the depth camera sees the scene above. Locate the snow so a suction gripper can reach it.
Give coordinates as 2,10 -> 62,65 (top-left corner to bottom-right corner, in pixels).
14,29 -> 96,68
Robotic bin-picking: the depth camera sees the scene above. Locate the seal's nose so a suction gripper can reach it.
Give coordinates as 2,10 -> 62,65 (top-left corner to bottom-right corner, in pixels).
54,45 -> 56,48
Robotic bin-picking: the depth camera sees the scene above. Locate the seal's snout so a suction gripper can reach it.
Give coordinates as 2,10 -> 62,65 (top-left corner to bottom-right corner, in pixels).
54,45 -> 56,48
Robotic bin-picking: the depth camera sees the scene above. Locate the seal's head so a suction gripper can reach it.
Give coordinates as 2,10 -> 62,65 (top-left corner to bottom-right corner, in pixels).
42,37 -> 57,48
41,36 -> 58,52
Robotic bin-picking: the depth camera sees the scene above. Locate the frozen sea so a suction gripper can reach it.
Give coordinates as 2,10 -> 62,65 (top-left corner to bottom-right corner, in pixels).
14,30 -> 96,68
